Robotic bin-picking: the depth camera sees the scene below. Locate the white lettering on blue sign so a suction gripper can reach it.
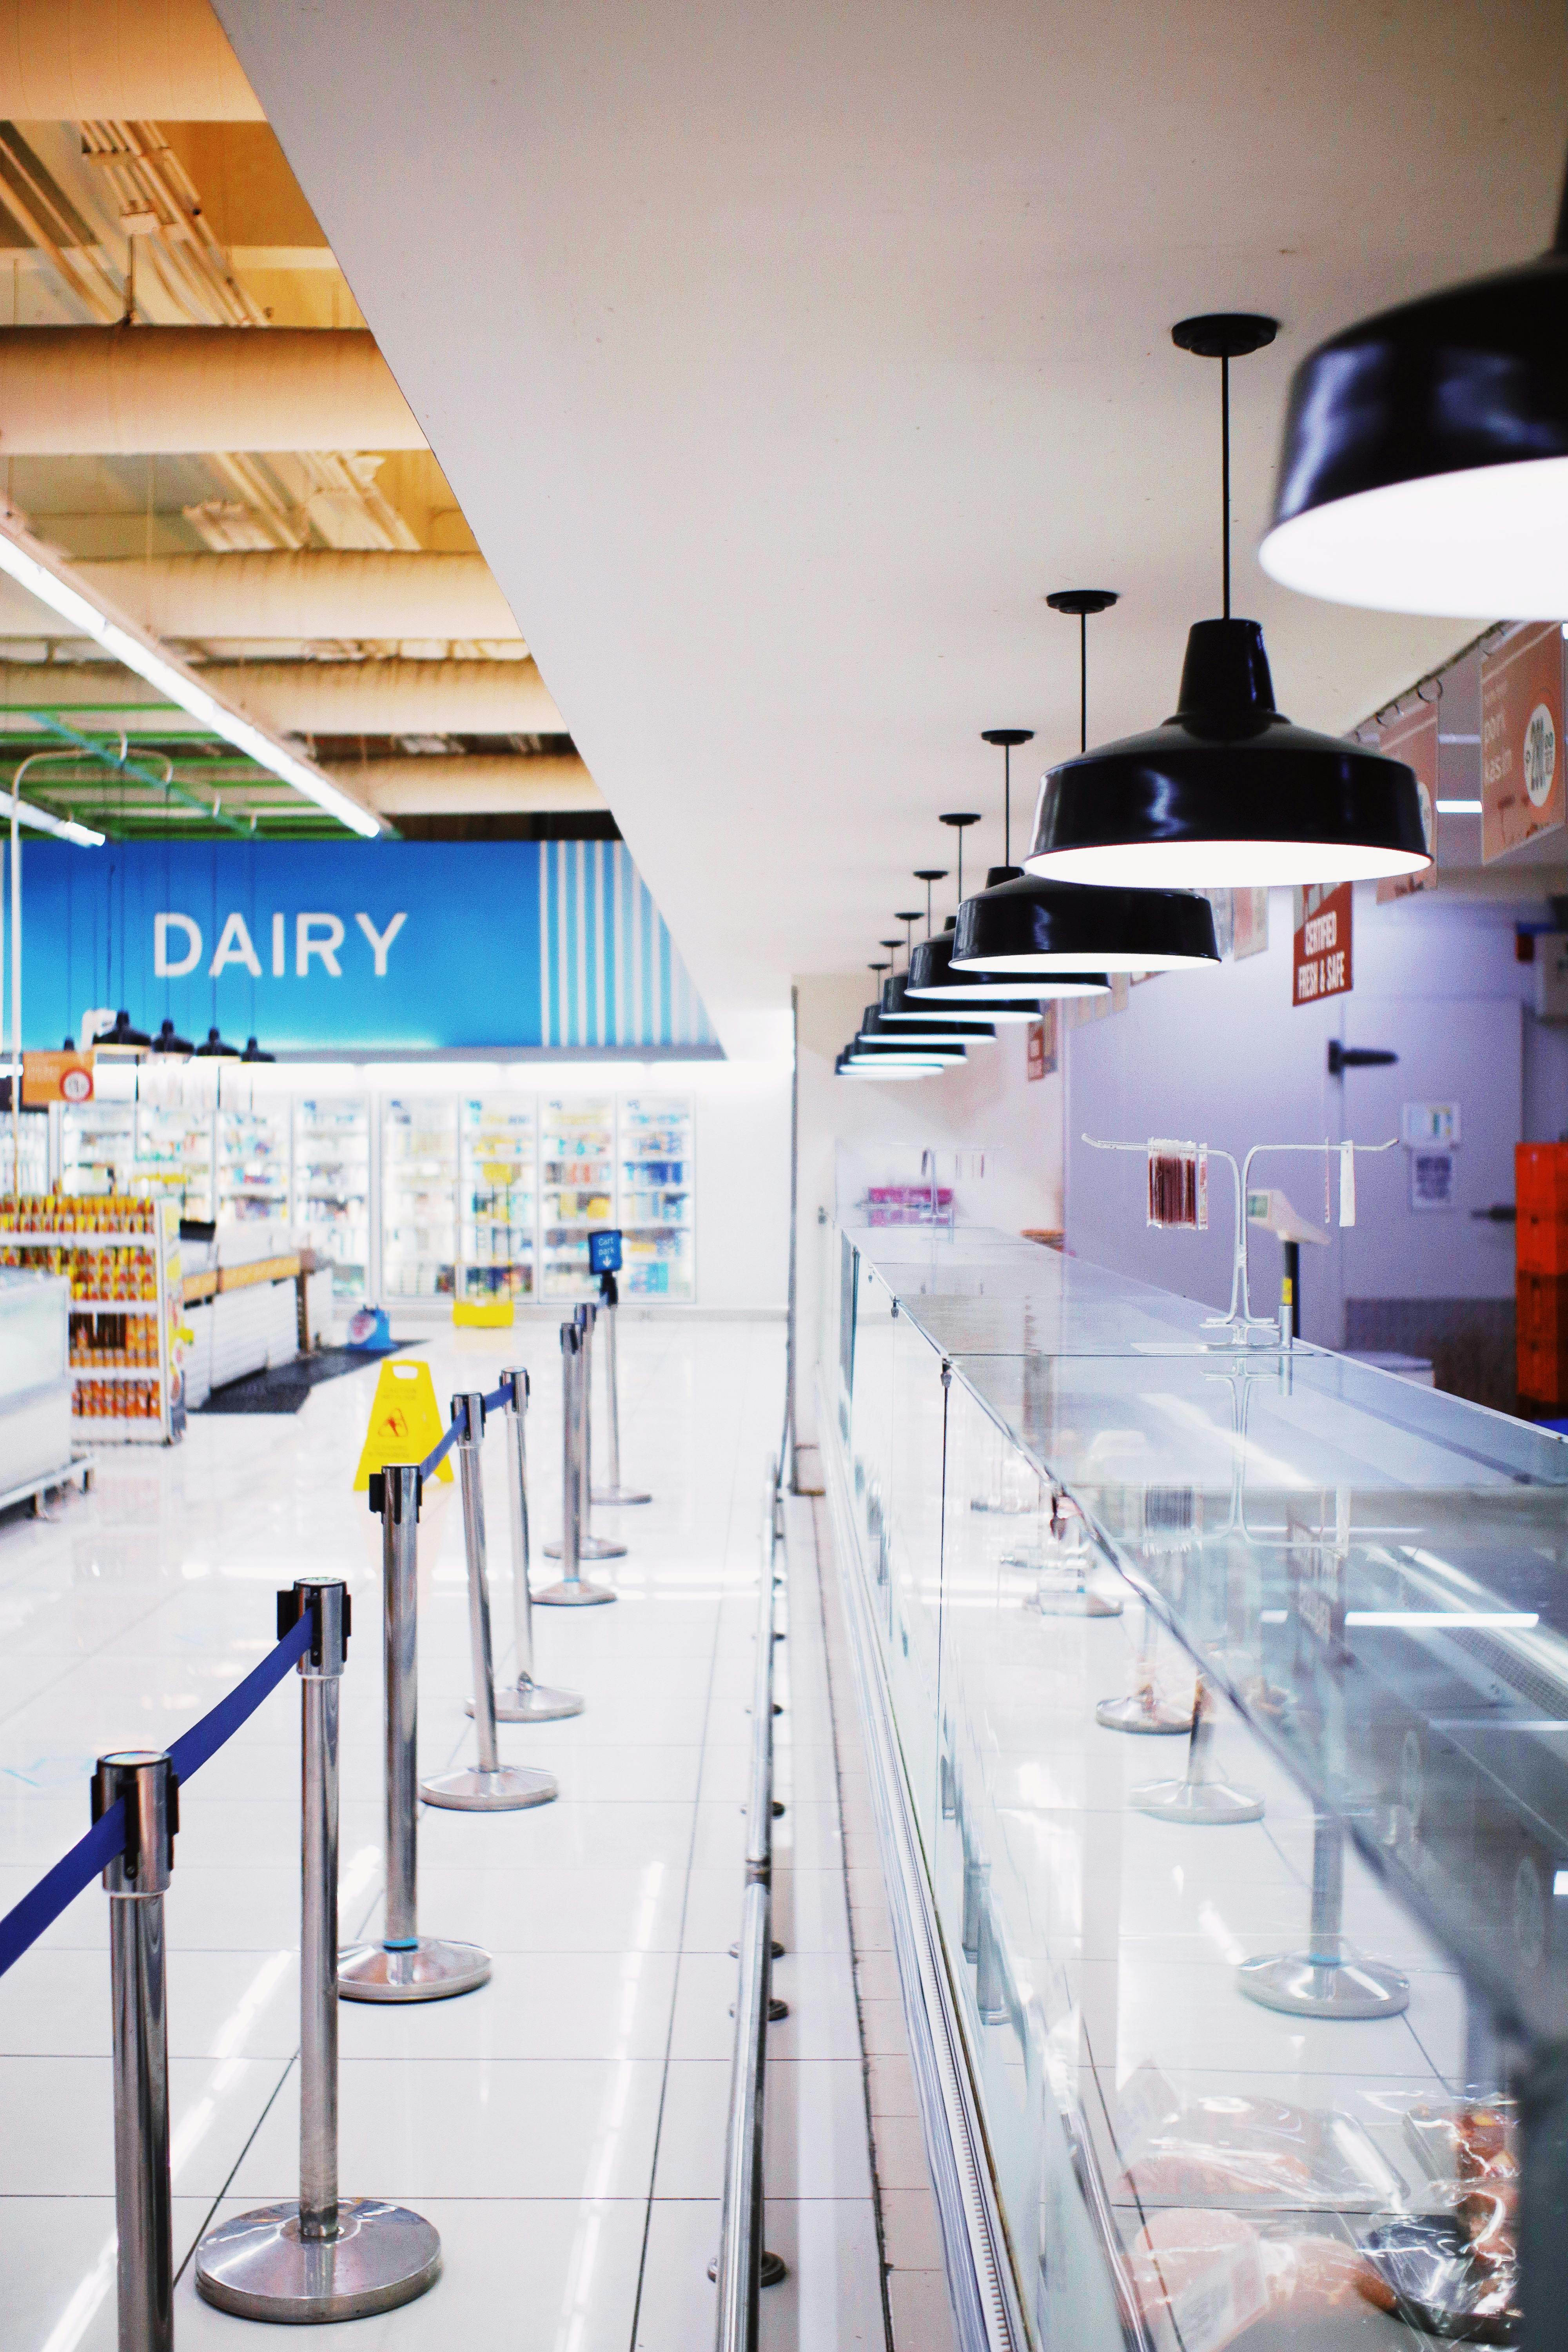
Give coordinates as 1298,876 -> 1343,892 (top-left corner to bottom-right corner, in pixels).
151,909 -> 408,982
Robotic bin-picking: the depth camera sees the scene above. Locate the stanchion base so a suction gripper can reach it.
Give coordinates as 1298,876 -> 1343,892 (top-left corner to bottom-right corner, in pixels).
1033,1583 -> 1123,1618
420,1764 -> 558,1811
593,1485 -> 652,1504
543,1534 -> 628,1561
1095,1691 -> 1196,1735
1236,1951 -> 1410,2019
1131,1777 -> 1265,1825
707,2251 -> 788,2287
195,2198 -> 441,2321
533,1579 -> 617,1606
337,1936 -> 492,2002
474,1679 -> 584,1722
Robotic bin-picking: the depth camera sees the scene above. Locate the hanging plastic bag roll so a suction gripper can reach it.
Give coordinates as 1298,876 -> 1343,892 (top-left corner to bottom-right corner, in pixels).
1339,1140 -> 1356,1227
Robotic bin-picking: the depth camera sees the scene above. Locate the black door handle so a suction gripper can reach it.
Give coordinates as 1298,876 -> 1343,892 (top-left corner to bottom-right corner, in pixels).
1327,1043 -> 1399,1076
1470,1204 -> 1517,1223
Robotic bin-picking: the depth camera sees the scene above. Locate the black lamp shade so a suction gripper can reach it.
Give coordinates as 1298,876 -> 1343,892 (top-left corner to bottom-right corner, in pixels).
195,1026 -> 241,1058
953,874 -> 1219,973
907,926 -> 1107,1007
98,1010 -> 151,1050
851,1007 -> 965,1063
1025,618 -> 1430,889
152,1017 -> 194,1056
241,1036 -> 275,1063
836,1050 -> 929,1080
879,976 -> 996,1038
1261,252 -> 1568,617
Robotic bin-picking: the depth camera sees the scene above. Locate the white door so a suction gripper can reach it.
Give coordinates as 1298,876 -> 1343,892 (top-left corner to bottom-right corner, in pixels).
1336,995 -> 1521,1301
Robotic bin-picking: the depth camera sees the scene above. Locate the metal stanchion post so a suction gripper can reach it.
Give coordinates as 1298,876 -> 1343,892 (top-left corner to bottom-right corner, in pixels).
481,1368 -> 583,1719
592,1272 -> 651,1504
94,1747 -> 176,2352
1238,1813 -> 1410,2018
545,1303 -> 626,1561
196,1580 -> 443,2319
536,1321 -> 616,1604
422,1394 -> 559,1809
339,1463 -> 491,2000
1130,1676 -> 1264,1824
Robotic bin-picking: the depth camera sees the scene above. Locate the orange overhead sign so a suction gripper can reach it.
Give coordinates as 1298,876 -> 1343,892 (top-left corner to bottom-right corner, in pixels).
1376,703 -> 1437,903
21,1050 -> 93,1106
1481,621 -> 1564,863
1292,882 -> 1353,1007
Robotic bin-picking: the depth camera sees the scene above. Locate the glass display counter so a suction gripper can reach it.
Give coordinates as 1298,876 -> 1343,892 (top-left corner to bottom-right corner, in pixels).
619,1093 -> 693,1298
827,1223 -> 1568,2352
540,1095 -> 615,1299
294,1096 -> 370,1302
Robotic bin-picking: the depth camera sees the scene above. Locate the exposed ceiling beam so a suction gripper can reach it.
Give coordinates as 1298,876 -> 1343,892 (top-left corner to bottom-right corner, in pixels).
0,655 -> 563,735
0,552 -> 526,644
0,0 -> 263,119
337,752 -> 604,813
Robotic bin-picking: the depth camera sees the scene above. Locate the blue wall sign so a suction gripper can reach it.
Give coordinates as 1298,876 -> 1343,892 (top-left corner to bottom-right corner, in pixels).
20,837 -> 717,1054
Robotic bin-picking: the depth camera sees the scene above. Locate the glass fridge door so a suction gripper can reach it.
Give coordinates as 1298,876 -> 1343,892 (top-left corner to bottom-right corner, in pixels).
217,1103 -> 290,1225
382,1097 -> 458,1300
540,1096 -> 615,1299
619,1094 -> 694,1299
294,1096 -> 370,1302
133,1103 -> 214,1220
62,1102 -> 136,1196
460,1095 -> 537,1298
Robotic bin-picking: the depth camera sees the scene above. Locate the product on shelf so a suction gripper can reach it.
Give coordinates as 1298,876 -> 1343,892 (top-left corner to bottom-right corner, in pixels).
1,1197 -> 173,1440
218,1105 -> 290,1224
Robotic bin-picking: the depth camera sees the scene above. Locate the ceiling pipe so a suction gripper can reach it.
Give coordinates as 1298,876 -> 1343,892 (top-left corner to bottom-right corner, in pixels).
0,656 -> 565,734
0,0 -> 264,118
42,553 -> 526,643
337,754 -> 606,814
0,327 -> 425,454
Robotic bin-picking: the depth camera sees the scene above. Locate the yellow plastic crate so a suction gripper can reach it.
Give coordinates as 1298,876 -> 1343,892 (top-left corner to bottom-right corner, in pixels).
453,1298 -> 515,1328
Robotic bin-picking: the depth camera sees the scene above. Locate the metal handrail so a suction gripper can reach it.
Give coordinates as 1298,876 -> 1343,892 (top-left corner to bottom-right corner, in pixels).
713,1475 -> 780,2349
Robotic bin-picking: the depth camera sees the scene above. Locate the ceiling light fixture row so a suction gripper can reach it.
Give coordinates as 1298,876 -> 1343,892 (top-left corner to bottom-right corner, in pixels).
860,292 -> 1452,1068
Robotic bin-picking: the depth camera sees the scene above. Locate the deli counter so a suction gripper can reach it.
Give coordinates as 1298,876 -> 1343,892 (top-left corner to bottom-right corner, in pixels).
823,1223 -> 1568,2352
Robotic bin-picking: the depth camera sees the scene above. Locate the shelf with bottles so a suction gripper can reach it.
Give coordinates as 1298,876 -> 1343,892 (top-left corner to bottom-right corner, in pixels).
62,1102 -> 136,1195
619,1094 -> 694,1299
0,1196 -> 180,1440
217,1104 -> 290,1225
294,1096 -> 370,1301
540,1096 -> 614,1299
460,1094 -> 537,1299
383,1096 -> 458,1300
134,1104 -> 215,1221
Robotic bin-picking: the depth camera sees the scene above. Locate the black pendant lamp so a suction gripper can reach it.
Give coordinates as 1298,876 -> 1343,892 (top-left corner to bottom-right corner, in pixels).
152,1017 -> 194,1057
195,1025 -> 241,1059
1261,158 -> 1568,617
953,669 -> 1210,975
902,864 -> 1070,1014
876,922 -> 995,1043
241,1036 -> 275,1063
1027,316 -> 1431,889
95,1010 -> 151,1054
855,961 -> 966,1064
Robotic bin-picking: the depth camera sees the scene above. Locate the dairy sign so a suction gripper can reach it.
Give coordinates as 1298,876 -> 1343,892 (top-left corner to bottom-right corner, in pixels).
18,838 -> 715,1055
1292,881 -> 1353,1008
1481,621 -> 1565,863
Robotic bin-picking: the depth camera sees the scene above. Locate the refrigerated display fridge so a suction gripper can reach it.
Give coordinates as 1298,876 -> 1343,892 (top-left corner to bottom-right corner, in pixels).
218,1104 -> 290,1225
460,1095 -> 536,1298
540,1095 -> 614,1299
62,1101 -> 136,1196
294,1096 -> 370,1302
134,1103 -> 214,1221
382,1096 -> 458,1298
618,1095 -> 693,1298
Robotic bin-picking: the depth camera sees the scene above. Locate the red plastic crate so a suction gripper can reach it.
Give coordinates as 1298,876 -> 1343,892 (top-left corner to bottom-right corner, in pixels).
1516,1143 -> 1568,1220
1518,1214 -> 1568,1275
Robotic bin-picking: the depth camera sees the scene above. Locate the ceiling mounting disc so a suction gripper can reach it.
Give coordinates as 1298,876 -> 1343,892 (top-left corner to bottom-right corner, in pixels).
913,868 -> 947,882
1045,589 -> 1120,615
939,811 -> 982,827
981,728 -> 1035,748
1171,312 -> 1278,359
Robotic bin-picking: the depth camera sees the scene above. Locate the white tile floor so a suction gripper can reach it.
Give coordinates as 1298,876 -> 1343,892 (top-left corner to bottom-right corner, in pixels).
0,1314 -> 890,2350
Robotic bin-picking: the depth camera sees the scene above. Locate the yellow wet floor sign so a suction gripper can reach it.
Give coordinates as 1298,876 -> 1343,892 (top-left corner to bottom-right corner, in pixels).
352,1357 -> 454,1490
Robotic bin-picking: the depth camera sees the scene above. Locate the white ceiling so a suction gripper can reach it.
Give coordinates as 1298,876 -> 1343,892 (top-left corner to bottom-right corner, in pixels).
215,0 -> 1567,1045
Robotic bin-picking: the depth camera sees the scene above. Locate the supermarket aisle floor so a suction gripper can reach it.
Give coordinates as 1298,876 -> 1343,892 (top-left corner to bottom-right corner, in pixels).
0,1313 -> 885,2349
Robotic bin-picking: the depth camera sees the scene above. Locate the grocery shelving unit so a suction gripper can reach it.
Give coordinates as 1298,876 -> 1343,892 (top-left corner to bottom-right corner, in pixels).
62,1101 -> 136,1195
294,1096 -> 370,1303
382,1096 -> 459,1300
619,1094 -> 694,1299
539,1094 -> 616,1299
460,1094 -> 537,1298
0,1195 -> 183,1443
134,1102 -> 215,1221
